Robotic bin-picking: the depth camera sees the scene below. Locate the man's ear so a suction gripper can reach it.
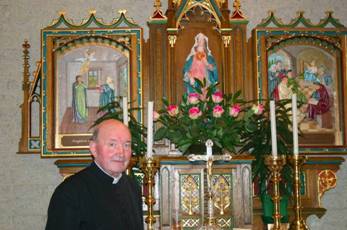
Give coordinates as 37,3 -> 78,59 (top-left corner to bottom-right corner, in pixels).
90,141 -> 97,158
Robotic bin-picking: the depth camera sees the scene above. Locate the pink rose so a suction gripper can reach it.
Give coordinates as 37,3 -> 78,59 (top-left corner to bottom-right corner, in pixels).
188,107 -> 202,119
252,104 -> 264,115
212,91 -> 223,103
229,104 -> 241,117
167,105 -> 179,116
153,111 -> 160,121
188,93 -> 200,105
213,105 -> 224,118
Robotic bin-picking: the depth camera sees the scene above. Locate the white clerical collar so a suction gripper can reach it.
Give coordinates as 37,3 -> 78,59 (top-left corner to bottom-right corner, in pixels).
94,161 -> 122,184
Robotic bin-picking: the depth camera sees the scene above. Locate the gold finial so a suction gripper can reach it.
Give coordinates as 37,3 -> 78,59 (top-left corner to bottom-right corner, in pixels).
222,35 -> 231,48
154,0 -> 162,9
168,35 -> 177,48
58,10 -> 66,16
150,0 -> 167,20
233,0 -> 240,10
118,9 -> 127,15
231,0 -> 247,20
23,39 -> 30,49
89,9 -> 96,15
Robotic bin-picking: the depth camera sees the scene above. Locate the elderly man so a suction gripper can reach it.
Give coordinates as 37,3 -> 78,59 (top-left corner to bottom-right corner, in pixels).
46,119 -> 144,230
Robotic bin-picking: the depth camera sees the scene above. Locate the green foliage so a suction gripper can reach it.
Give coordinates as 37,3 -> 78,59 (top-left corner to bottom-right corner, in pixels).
154,81 -> 248,154
239,99 -> 293,196
92,97 -> 146,156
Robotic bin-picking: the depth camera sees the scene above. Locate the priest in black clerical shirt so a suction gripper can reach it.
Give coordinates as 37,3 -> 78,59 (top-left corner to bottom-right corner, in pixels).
45,119 -> 144,230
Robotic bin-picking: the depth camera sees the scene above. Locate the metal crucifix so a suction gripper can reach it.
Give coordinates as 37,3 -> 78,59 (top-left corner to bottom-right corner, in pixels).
187,139 -> 232,229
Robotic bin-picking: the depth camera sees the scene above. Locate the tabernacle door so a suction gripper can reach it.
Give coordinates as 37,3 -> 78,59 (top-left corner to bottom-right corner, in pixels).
159,156 -> 253,229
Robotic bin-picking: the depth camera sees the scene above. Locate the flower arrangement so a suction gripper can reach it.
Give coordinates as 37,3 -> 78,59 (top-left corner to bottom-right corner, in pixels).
154,81 -> 267,154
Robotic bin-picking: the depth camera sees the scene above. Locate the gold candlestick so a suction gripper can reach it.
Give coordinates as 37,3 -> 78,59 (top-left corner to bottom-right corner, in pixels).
288,155 -> 309,230
265,155 -> 286,230
140,156 -> 159,230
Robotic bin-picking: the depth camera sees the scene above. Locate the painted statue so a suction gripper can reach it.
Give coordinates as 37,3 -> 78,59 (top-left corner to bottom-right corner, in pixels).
72,75 -> 88,123
183,33 -> 218,93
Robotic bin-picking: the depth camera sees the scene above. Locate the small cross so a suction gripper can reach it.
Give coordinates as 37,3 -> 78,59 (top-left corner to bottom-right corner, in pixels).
187,139 -> 232,227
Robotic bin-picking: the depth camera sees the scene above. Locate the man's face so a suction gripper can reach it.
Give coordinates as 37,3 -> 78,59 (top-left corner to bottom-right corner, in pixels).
90,120 -> 132,177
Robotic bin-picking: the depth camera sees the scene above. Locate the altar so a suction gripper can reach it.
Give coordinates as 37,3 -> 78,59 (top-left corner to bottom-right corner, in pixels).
157,156 -> 253,229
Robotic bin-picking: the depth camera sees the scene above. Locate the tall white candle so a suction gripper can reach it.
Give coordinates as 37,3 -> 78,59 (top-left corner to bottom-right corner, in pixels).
270,101 -> 278,159
122,97 -> 128,126
292,94 -> 299,156
147,101 -> 154,158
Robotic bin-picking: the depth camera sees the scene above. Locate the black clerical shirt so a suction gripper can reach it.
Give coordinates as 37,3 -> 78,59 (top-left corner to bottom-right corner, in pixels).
45,162 -> 144,230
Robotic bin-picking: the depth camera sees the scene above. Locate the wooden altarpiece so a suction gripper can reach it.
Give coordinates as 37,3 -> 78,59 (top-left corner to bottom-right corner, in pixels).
144,0 -> 252,108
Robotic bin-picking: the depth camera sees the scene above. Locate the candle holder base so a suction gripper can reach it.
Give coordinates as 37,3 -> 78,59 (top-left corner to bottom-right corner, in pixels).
288,220 -> 309,230
264,155 -> 286,230
288,155 -> 309,230
140,156 -> 159,230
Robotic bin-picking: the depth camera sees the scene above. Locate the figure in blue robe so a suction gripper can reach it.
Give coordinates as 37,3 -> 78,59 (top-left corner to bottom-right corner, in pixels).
99,77 -> 115,108
304,60 -> 320,83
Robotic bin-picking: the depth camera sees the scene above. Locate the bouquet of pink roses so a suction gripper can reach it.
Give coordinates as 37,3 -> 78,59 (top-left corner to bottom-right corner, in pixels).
154,82 -> 265,154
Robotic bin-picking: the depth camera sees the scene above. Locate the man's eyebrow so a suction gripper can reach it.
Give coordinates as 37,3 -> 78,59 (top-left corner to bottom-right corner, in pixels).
107,139 -> 131,142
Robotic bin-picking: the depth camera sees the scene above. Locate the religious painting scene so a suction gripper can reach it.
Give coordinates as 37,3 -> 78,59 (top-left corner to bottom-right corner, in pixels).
268,45 -> 341,145
55,44 -> 128,148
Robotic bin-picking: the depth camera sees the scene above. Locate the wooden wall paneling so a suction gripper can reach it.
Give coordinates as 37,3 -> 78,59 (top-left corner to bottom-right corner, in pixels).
341,35 -> 347,146
246,37 -> 255,101
131,34 -> 141,114
148,23 -> 167,109
45,36 -> 54,152
166,32 -> 176,103
221,31 -> 232,95
230,23 -> 248,95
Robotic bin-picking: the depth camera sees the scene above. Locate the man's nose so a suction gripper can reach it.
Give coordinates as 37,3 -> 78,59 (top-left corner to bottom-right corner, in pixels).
114,144 -> 125,156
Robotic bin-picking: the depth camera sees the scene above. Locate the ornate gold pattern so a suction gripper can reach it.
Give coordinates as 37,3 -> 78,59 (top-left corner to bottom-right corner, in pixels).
258,10 -> 345,28
182,218 -> 200,228
222,35 -> 231,47
52,36 -> 131,55
318,169 -> 337,199
216,217 -> 232,228
181,175 -> 200,215
212,175 -> 231,215
175,0 -> 222,28
47,10 -> 138,29
266,34 -> 341,51
168,35 -> 177,47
